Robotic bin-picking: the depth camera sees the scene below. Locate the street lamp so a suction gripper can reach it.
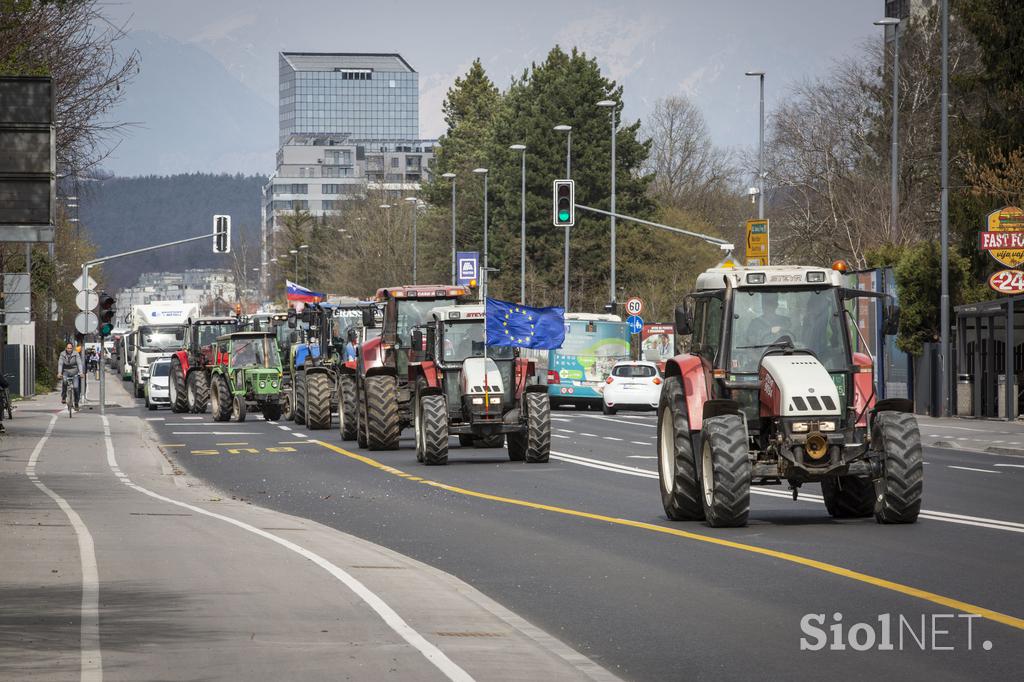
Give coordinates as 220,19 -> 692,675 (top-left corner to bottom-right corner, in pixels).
744,71 -> 765,220
442,172 -> 457,285
473,167 -> 489,300
597,99 -> 617,307
510,144 -> 527,303
404,196 -> 420,284
875,17 -> 901,243
289,248 -> 298,282
554,125 -> 572,310
940,0 -> 951,415
299,243 -> 309,283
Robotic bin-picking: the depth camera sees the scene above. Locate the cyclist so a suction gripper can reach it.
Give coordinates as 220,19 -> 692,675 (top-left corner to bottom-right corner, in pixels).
57,342 -> 83,411
0,373 -> 8,433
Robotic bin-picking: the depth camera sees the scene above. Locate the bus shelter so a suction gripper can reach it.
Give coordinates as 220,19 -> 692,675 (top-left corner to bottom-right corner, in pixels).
955,295 -> 1024,419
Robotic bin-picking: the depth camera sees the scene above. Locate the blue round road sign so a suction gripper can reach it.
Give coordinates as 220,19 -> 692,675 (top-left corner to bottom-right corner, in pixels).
627,315 -> 644,334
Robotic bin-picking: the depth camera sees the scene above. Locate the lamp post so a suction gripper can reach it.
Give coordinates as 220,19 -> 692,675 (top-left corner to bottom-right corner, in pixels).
744,71 -> 765,220
554,124 -> 572,311
289,248 -> 298,282
442,172 -> 457,284
473,168 -> 489,300
940,0 -> 950,415
596,100 -> 618,307
404,196 -> 420,284
299,243 -> 309,283
875,17 -> 901,242
510,144 -> 527,303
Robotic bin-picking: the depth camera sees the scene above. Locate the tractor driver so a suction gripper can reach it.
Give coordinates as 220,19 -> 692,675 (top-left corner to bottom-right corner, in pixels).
747,292 -> 793,345
233,340 -> 257,367
344,329 -> 358,361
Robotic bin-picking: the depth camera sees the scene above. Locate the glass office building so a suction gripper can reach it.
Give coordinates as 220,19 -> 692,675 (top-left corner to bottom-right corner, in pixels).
279,53 -> 419,143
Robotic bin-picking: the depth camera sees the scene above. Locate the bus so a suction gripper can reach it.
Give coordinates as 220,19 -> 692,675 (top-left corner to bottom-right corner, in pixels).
532,313 -> 631,409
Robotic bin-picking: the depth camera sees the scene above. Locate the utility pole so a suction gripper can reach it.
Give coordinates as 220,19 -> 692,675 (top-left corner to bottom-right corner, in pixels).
940,0 -> 950,415
554,124 -> 572,311
443,173 -> 456,285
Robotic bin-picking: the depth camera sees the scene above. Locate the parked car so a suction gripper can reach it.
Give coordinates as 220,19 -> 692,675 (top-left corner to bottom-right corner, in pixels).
602,360 -> 663,415
145,358 -> 172,410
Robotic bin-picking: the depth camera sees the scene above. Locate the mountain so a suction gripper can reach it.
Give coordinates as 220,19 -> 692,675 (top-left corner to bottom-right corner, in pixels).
105,31 -> 276,176
77,173 -> 268,290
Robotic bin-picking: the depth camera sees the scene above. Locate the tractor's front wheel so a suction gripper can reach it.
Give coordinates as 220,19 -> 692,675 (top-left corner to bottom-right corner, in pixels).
305,372 -> 332,430
700,414 -> 751,528
170,358 -> 188,412
232,396 -> 246,422
337,374 -> 358,441
822,476 -> 875,518
364,375 -> 400,450
418,394 -> 449,465
657,377 -> 704,521
261,403 -> 282,421
458,434 -> 474,447
210,375 -> 232,422
187,370 -> 209,414
873,411 -> 923,524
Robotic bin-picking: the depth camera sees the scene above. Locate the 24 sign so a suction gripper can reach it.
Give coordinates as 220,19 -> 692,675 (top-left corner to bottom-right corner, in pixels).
988,269 -> 1024,294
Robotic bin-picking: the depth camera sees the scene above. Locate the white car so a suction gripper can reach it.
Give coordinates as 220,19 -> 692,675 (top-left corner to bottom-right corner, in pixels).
602,361 -> 663,415
145,358 -> 171,410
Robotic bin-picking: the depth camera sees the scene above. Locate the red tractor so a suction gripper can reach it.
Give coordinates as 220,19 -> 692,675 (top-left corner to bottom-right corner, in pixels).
658,263 -> 922,527
168,316 -> 240,413
344,285 -> 472,450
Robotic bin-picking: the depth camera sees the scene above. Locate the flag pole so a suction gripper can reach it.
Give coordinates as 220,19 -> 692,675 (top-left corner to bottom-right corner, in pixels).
483,297 -> 490,416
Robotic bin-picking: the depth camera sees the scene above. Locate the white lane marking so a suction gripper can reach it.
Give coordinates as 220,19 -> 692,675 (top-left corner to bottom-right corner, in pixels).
948,465 -> 1001,474
559,429 -> 576,434
26,415 -> 103,681
101,416 -> 473,682
293,433 -> 309,439
579,433 -> 598,438
182,416 -> 204,420
602,436 -> 623,442
145,417 -> 165,421
278,425 -> 292,431
627,455 -> 657,459
552,434 -> 570,439
630,441 -> 650,446
576,414 -> 656,428
551,417 -> 572,422
171,431 -> 259,435
994,463 -> 1024,469
551,450 -> 1024,533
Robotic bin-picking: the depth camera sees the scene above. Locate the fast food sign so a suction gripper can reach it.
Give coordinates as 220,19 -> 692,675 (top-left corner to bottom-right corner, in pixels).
980,206 -> 1024,267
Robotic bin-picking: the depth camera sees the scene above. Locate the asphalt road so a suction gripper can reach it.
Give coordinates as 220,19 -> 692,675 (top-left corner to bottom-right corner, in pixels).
142,390 -> 1024,681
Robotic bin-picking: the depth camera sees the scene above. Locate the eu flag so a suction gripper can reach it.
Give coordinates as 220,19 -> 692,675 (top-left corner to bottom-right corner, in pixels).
485,298 -> 565,349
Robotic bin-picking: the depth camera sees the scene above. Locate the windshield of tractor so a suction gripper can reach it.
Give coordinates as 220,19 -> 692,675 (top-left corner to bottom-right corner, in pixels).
198,323 -> 237,348
396,300 -> 446,348
230,337 -> 280,368
729,287 -> 848,373
138,325 -> 186,352
442,321 -> 514,362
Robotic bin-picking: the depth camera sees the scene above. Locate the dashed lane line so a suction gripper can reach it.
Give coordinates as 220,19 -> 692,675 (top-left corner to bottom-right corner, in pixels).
552,434 -> 570,439
171,431 -> 259,436
949,465 -> 1001,474
312,439 -> 1024,633
994,464 -> 1024,469
101,416 -> 474,682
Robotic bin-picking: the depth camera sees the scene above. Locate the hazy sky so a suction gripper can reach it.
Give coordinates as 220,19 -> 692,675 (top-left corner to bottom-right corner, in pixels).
101,0 -> 883,176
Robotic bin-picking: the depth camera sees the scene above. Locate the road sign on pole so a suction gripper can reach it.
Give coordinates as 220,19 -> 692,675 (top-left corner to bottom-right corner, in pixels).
745,219 -> 769,266
75,289 -> 97,310
74,311 -> 98,334
74,273 -> 97,291
627,315 -> 644,335
457,251 -> 479,287
625,297 -> 644,316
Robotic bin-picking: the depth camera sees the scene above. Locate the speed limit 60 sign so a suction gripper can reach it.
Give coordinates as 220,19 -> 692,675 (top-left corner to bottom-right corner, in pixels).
625,297 -> 644,316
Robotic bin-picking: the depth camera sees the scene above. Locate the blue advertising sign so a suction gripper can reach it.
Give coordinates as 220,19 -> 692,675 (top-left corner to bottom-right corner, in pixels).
627,315 -> 644,334
457,251 -> 479,286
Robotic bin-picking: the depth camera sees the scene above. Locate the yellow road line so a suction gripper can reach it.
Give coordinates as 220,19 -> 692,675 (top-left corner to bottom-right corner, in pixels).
312,439 -> 1024,632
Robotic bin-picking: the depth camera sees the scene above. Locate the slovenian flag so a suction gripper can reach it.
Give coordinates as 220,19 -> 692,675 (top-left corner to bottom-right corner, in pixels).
286,280 -> 325,303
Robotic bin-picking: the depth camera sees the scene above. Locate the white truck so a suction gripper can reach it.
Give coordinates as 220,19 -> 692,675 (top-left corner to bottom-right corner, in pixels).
130,301 -> 199,398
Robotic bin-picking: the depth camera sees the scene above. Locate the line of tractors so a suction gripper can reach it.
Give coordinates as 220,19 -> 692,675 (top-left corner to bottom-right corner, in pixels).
162,284 -> 551,466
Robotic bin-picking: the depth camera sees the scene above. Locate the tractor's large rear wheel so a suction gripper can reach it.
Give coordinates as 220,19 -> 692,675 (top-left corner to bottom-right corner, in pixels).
657,377 -> 704,521
509,393 -> 550,463
822,476 -> 875,518
337,374 -> 357,441
305,372 -> 332,430
873,411 -> 923,524
700,414 -> 751,528
187,370 -> 209,414
364,375 -> 400,450
293,372 -> 307,426
170,358 -> 188,413
418,394 -> 449,465
210,375 -> 232,422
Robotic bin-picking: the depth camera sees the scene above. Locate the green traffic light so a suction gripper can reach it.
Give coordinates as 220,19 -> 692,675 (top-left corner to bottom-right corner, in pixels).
100,323 -> 113,335
558,210 -> 570,222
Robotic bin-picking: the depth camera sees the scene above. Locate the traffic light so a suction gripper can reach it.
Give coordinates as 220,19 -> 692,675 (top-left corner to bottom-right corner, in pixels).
98,291 -> 115,335
213,214 -> 231,254
552,179 -> 575,227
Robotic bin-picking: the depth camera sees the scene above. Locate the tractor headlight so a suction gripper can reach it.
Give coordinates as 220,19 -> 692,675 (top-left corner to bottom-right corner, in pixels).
489,397 -> 501,404
792,422 -> 809,433
259,380 -> 267,389
471,397 -> 484,405
271,380 -> 279,388
818,421 -> 836,432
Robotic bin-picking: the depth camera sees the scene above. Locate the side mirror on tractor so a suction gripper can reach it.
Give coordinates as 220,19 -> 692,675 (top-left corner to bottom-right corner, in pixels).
287,309 -> 297,329
674,305 -> 693,336
411,330 -> 423,353
361,307 -> 376,328
883,303 -> 900,336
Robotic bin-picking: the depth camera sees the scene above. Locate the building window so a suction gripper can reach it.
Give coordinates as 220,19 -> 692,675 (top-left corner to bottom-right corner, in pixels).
391,157 -> 399,168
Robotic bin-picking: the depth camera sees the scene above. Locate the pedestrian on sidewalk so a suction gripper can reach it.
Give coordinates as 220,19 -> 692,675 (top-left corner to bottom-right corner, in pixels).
57,342 -> 82,411
0,372 -> 9,433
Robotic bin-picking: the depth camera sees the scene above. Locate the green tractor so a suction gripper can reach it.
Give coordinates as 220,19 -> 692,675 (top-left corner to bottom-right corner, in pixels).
209,331 -> 285,422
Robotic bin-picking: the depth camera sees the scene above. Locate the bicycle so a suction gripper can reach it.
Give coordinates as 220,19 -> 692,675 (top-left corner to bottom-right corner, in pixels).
62,374 -> 77,418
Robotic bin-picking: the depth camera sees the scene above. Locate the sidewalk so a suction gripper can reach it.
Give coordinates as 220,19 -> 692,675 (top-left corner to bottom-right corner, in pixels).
0,376 -> 617,681
916,414 -> 1024,456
